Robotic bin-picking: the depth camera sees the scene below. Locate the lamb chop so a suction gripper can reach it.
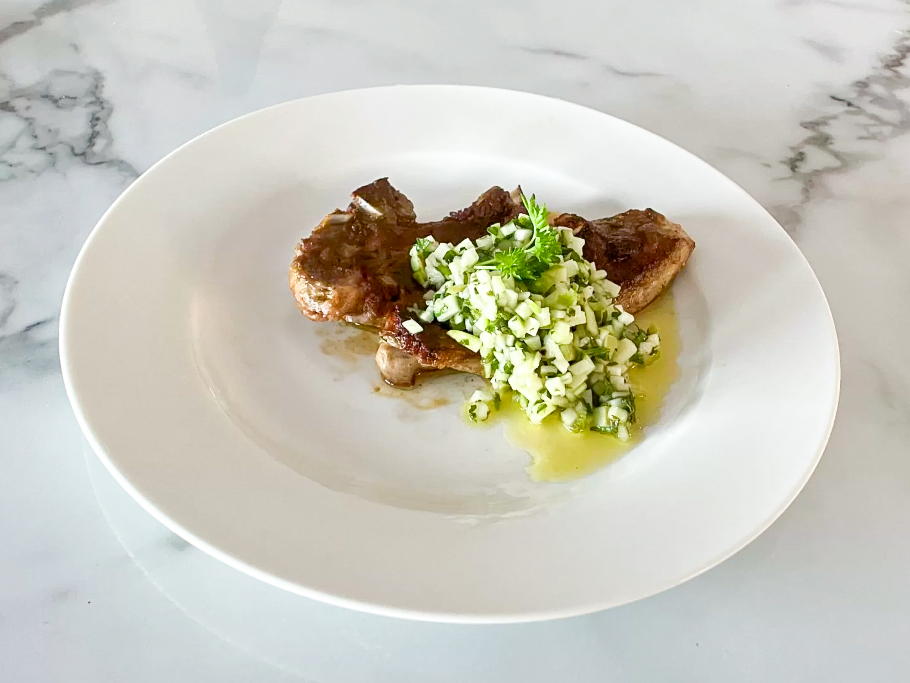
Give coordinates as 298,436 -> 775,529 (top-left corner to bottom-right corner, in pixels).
372,209 -> 695,386
290,179 -> 517,386
289,179 -> 694,387
289,178 -> 520,325
551,209 -> 695,314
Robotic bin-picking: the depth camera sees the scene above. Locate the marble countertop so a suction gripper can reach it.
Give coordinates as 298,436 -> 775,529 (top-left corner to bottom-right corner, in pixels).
3,0 -> 910,680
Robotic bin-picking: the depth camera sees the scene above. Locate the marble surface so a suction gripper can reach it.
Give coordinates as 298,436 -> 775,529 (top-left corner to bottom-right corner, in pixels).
2,0 -> 910,680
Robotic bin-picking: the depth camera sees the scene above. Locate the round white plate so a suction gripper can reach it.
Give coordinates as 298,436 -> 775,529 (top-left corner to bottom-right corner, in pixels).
60,86 -> 839,623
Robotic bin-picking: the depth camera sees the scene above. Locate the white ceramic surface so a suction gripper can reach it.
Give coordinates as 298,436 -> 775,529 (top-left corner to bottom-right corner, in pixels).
59,86 -> 838,622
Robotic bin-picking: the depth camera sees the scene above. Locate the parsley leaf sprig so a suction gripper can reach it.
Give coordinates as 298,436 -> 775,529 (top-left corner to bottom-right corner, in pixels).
477,193 -> 564,281
492,247 -> 548,280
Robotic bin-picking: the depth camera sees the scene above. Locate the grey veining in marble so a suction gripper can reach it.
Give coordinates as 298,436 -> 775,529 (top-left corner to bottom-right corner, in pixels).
0,67 -> 139,180
0,0 -> 97,46
777,27 -> 910,230
518,46 -> 667,78
2,0 -> 910,681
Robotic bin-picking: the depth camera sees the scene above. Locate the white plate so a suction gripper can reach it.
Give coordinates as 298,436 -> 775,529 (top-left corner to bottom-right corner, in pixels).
60,86 -> 839,623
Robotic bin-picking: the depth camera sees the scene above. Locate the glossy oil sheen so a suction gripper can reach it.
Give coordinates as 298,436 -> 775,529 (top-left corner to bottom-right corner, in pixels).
500,291 -> 681,481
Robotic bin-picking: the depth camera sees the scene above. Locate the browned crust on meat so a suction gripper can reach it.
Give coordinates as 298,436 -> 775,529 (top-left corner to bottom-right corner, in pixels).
554,209 -> 695,313
380,310 -> 483,375
288,227 -> 367,323
289,179 -> 520,326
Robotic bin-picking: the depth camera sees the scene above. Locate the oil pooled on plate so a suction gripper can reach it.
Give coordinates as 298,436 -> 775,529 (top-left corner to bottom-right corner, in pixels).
499,291 -> 681,482
319,293 -> 680,483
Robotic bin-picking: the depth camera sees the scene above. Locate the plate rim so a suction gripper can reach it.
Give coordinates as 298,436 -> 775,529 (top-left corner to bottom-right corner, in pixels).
59,84 -> 841,623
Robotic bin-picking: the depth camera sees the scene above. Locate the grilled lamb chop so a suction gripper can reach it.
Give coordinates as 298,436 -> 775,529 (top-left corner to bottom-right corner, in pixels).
289,178 -> 520,325
551,210 -> 695,314
289,180 -> 694,388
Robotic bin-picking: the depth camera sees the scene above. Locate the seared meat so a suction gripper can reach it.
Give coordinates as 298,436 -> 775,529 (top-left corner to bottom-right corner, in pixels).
377,210 -> 694,386
553,209 -> 695,313
290,180 -> 694,387
377,310 -> 483,386
290,178 -> 520,325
